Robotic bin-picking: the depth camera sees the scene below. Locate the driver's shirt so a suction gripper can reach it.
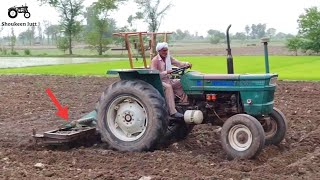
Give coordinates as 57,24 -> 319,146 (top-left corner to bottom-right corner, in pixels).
151,54 -> 187,82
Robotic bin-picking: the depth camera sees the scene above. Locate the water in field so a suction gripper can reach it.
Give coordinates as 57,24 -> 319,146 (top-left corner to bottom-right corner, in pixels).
0,57 -> 122,69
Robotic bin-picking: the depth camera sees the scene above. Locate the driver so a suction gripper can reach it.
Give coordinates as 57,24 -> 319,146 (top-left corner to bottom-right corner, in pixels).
150,42 -> 192,118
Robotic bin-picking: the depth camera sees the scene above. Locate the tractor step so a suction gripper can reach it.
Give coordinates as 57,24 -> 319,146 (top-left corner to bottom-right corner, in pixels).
32,126 -> 96,145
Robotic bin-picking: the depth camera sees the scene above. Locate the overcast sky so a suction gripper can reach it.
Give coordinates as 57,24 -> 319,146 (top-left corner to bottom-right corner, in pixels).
0,0 -> 319,36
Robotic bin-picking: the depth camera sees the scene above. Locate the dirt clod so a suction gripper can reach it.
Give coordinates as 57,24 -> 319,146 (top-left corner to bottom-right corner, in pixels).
34,163 -> 45,169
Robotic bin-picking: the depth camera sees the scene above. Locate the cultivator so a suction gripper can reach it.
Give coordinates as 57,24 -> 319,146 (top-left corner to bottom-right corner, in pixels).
33,111 -> 97,145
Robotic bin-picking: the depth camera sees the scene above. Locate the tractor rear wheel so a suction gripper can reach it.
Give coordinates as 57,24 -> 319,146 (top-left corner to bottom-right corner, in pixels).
96,80 -> 168,152
8,9 -> 18,18
263,107 -> 287,145
221,114 -> 265,160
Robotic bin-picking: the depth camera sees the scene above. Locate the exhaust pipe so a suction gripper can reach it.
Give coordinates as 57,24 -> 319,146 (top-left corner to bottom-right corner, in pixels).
226,24 -> 234,74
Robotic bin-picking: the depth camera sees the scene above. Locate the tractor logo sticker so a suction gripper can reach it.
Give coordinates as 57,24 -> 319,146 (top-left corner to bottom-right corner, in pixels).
8,4 -> 31,19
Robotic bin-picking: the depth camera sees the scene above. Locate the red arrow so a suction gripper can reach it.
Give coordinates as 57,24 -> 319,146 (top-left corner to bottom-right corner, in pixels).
45,88 -> 68,121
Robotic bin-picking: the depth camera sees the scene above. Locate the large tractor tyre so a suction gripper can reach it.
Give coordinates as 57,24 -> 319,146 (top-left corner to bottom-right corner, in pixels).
221,114 -> 265,160
263,107 -> 287,145
8,9 -> 18,18
96,80 -> 168,152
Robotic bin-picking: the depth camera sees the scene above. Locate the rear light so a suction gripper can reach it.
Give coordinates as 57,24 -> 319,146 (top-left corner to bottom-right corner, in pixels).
206,94 -> 217,101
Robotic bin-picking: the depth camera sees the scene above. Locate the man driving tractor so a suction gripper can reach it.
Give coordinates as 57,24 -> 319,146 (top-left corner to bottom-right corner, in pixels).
151,42 -> 192,118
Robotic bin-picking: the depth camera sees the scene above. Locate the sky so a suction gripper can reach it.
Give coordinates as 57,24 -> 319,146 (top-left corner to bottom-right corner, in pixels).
0,0 -> 319,37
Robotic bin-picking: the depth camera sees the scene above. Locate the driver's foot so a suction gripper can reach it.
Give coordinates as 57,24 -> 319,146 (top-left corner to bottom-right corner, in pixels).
172,112 -> 184,118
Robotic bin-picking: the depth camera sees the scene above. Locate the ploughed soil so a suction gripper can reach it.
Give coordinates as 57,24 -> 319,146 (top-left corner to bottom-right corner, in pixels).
0,75 -> 319,179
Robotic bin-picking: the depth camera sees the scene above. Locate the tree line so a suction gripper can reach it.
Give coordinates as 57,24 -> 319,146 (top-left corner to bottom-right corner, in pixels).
170,24 -> 294,44
1,1 -> 319,56
286,7 -> 320,55
0,0 -> 172,55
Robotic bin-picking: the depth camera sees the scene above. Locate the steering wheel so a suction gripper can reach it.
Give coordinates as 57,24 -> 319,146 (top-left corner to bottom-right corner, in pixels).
169,65 -> 191,76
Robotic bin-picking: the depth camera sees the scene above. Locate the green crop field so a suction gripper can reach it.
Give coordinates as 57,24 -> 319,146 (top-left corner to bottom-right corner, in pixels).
0,56 -> 319,80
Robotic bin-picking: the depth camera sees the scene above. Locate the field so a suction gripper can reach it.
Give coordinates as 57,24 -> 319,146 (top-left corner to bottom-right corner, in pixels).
2,41 -> 289,57
1,43 -> 320,179
0,75 -> 319,179
1,56 -> 320,80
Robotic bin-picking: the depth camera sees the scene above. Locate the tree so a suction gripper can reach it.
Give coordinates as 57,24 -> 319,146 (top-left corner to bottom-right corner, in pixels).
172,29 -> 186,41
207,29 -> 225,44
274,32 -> 287,39
134,0 -> 172,56
57,36 -> 69,53
266,28 -> 276,38
31,27 -> 36,45
134,0 -> 172,32
233,32 -> 246,41
250,24 -> 257,39
250,23 -> 266,39
85,0 -> 124,55
37,22 -> 43,44
18,31 -> 29,45
18,28 -> 35,45
245,25 -> 250,39
39,0 -> 84,55
297,6 -> 320,53
256,23 -> 266,38
43,20 -> 50,45
45,25 -> 61,45
286,36 -> 302,56
10,28 -> 16,53
0,27 -> 3,46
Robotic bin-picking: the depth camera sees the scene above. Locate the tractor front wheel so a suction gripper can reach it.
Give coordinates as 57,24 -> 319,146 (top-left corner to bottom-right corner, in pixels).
262,107 -> 287,145
221,114 -> 265,160
24,12 -> 31,18
96,80 -> 168,152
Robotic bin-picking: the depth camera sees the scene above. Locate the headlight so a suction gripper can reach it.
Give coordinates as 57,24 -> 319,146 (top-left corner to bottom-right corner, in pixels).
269,77 -> 278,85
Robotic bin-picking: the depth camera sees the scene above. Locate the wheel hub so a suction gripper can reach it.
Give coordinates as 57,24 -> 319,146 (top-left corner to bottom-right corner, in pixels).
237,131 -> 249,144
228,124 -> 253,151
124,112 -> 133,122
107,97 -> 147,141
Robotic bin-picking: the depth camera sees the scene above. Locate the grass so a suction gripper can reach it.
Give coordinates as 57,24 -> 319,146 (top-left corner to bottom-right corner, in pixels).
0,56 -> 319,80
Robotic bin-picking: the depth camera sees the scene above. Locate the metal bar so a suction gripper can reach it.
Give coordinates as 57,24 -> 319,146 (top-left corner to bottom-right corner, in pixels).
147,32 -> 173,35
113,32 -> 148,37
261,37 -> 270,73
150,33 -> 155,60
164,33 -> 167,42
264,42 -> 270,73
113,32 -> 148,36
124,34 -> 134,69
139,32 -> 147,68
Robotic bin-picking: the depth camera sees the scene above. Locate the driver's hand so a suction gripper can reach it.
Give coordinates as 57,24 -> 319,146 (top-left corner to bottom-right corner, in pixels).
166,70 -> 173,74
185,62 -> 192,69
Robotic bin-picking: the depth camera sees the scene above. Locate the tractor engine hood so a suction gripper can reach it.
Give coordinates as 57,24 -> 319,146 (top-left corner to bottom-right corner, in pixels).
180,71 -> 278,93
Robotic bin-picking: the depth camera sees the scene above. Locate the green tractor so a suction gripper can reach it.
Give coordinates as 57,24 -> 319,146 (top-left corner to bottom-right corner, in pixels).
33,25 -> 287,160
